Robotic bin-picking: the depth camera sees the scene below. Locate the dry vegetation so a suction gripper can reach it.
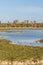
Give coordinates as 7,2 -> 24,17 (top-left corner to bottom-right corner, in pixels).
0,39 -> 43,65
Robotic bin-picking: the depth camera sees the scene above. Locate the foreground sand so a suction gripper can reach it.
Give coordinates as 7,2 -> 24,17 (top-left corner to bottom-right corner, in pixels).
0,60 -> 43,65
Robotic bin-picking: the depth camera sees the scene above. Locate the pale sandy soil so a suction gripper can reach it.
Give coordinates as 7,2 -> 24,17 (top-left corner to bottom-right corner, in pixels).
0,60 -> 43,65
0,27 -> 43,31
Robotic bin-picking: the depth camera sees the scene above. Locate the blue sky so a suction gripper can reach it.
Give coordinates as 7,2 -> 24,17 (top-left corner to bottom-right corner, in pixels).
0,0 -> 43,22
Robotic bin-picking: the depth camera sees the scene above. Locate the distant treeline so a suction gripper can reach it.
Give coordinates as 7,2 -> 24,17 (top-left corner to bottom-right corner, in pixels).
0,20 -> 43,27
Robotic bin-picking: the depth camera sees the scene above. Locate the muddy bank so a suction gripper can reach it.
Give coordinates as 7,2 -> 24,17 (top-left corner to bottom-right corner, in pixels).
0,39 -> 11,44
36,39 -> 43,43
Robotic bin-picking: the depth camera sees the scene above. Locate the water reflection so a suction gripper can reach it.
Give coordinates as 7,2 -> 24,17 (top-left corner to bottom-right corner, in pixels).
0,30 -> 43,46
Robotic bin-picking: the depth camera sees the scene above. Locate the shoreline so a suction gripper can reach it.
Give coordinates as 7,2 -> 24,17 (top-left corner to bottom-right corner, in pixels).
0,27 -> 43,31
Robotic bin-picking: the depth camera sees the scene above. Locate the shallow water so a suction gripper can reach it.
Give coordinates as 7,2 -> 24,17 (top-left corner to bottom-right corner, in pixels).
0,30 -> 43,46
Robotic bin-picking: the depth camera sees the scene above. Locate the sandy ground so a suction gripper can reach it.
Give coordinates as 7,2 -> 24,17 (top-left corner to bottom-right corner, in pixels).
0,60 -> 43,65
0,27 -> 43,31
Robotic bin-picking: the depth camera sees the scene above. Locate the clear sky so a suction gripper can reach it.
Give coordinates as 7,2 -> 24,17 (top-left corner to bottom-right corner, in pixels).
0,0 -> 43,22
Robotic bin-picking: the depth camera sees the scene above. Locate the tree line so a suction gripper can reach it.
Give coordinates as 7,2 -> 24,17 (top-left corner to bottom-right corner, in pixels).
0,20 -> 43,27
